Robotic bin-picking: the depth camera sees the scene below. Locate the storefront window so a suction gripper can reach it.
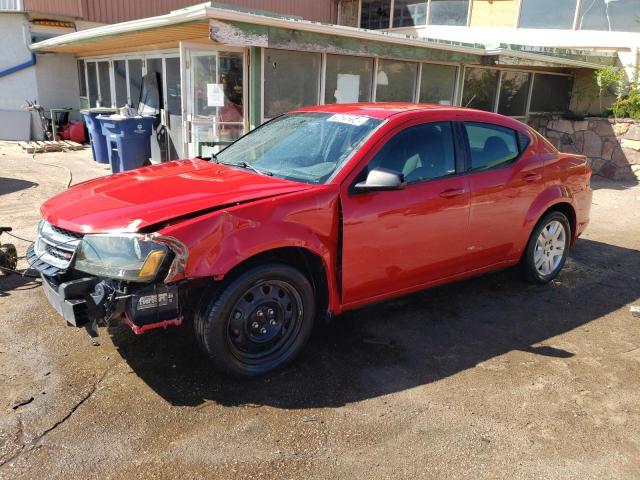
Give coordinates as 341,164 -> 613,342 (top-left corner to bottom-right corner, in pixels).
429,0 -> 470,26
375,59 -> 418,102
77,60 -> 86,97
325,54 -> 374,104
419,63 -> 457,105
264,49 -> 321,119
87,62 -> 98,108
393,0 -> 428,27
530,74 -> 573,113
97,61 -> 112,107
578,0 -> 640,32
338,0 -> 360,27
128,59 -> 143,108
114,60 -> 127,107
462,67 -> 498,112
498,71 -> 531,117
361,0 -> 391,29
519,0 -> 577,29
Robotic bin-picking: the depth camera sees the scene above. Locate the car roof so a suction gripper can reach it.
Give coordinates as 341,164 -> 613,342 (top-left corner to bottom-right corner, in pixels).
293,102 -> 469,120
293,102 -> 531,134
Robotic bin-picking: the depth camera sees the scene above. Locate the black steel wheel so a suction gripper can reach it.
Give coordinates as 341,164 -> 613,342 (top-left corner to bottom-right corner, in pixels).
195,263 -> 315,378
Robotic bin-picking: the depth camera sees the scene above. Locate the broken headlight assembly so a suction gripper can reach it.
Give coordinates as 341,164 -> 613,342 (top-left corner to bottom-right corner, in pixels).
74,234 -> 178,283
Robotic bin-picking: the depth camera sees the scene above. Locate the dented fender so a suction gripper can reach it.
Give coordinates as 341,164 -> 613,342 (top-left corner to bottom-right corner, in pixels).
158,186 -> 343,313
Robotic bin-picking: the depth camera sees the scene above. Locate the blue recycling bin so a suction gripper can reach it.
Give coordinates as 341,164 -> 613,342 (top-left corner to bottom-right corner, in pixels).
81,108 -> 118,164
97,116 -> 156,173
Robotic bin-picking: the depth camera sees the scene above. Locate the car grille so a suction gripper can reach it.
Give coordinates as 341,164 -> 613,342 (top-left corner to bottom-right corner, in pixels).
29,222 -> 83,276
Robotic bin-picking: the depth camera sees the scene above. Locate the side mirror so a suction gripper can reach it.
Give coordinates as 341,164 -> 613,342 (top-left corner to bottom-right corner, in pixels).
354,167 -> 406,192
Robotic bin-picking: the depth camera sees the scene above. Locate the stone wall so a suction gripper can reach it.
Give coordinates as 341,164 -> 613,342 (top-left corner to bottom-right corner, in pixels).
527,115 -> 640,182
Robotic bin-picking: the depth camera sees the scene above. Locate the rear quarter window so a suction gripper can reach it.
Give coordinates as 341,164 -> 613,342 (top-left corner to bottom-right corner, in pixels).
465,122 -> 520,172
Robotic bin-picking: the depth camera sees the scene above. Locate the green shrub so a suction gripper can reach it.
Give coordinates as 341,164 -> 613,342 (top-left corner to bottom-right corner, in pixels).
612,89 -> 640,120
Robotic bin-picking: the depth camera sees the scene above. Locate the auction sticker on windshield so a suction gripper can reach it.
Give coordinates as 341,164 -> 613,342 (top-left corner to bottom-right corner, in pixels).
327,114 -> 369,126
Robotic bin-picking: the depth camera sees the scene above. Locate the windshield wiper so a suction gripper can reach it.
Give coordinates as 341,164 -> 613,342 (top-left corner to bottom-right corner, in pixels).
218,161 -> 273,176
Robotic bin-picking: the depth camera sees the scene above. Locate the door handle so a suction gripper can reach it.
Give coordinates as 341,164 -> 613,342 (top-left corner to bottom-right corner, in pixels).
439,188 -> 465,199
522,173 -> 542,183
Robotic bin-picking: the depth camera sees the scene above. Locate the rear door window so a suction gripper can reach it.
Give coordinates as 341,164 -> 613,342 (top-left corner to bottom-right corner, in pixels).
464,122 -> 520,171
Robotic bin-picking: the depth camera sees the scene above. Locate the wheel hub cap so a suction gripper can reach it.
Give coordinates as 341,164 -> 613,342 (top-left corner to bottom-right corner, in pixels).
247,304 -> 283,343
533,220 -> 566,276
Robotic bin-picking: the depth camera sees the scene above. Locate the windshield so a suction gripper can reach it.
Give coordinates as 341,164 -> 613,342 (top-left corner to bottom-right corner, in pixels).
216,112 -> 383,184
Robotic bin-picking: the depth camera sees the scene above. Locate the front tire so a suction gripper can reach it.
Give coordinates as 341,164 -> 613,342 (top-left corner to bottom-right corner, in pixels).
522,211 -> 571,284
194,263 -> 315,378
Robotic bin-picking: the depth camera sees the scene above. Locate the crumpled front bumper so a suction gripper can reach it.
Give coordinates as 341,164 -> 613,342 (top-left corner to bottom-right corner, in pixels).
39,272 -> 182,334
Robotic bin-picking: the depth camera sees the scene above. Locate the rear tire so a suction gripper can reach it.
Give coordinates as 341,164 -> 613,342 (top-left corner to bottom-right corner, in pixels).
194,263 -> 315,378
522,211 -> 571,284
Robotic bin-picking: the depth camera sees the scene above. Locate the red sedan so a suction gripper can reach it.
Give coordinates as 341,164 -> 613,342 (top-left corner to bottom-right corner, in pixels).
31,104 -> 592,377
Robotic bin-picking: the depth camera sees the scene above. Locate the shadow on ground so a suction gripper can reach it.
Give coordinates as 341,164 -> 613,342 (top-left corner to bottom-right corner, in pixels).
109,238 -> 640,409
0,177 -> 37,196
0,273 -> 41,298
591,176 -> 639,191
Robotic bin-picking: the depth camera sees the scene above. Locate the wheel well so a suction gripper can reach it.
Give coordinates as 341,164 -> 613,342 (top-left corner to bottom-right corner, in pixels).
544,202 -> 577,242
219,248 -> 330,320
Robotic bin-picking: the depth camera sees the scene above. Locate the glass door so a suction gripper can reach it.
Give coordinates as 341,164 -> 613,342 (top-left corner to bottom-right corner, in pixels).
143,54 -> 183,163
164,56 -> 182,160
183,45 -> 246,158
145,56 -> 164,163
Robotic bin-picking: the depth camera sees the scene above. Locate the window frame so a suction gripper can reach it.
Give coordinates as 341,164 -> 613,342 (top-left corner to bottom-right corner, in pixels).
428,0 -> 472,27
418,62 -> 458,106
350,0 -> 640,33
324,53 -> 376,105
355,0 -> 473,29
516,0 -> 580,30
528,72 -> 575,115
374,57 -> 420,103
459,120 -> 529,174
359,0 -> 393,30
261,47 -> 323,121
460,66 -> 574,118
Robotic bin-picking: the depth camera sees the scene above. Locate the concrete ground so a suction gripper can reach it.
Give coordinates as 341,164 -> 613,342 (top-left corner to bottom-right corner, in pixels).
0,142 -> 638,480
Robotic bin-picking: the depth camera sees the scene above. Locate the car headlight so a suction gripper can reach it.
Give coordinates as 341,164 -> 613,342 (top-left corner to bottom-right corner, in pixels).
74,234 -> 170,283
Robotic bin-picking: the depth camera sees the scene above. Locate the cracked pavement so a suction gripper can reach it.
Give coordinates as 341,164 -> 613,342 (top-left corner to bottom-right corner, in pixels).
0,142 -> 639,479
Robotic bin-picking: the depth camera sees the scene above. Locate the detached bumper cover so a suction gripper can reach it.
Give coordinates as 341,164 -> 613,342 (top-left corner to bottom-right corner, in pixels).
40,274 -> 97,327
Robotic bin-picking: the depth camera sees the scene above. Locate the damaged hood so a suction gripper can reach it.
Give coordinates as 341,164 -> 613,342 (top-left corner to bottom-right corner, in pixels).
41,159 -> 313,233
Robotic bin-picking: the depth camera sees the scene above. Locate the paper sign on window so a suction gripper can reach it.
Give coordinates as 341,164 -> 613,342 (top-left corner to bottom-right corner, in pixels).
335,74 -> 360,104
207,83 -> 225,107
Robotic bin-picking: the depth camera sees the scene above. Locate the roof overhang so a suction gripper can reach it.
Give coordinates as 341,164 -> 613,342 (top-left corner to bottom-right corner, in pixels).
30,2 -> 616,69
29,4 -> 211,56
487,48 -> 616,69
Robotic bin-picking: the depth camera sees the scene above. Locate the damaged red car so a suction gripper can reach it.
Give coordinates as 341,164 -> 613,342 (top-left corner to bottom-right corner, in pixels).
30,104 -> 592,377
